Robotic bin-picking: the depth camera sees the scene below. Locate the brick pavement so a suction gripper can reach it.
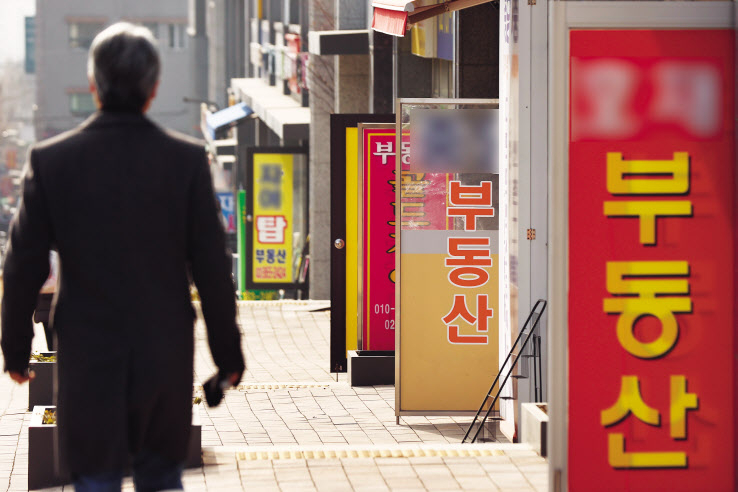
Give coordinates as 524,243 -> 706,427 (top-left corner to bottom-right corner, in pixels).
0,301 -> 548,491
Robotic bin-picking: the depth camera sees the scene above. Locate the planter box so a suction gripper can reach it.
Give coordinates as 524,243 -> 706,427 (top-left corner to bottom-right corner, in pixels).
28,406 -> 69,490
521,402 -> 548,457
347,350 -> 394,386
28,405 -> 202,490
28,352 -> 56,411
187,405 -> 203,467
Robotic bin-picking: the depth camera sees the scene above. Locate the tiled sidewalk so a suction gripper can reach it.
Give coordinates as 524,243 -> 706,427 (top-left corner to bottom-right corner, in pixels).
0,301 -> 547,491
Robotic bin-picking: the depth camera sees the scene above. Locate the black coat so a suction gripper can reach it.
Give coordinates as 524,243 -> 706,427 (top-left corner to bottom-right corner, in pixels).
1,111 -> 245,474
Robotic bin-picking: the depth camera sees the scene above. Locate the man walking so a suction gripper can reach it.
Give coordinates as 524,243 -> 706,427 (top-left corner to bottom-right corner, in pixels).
1,23 -> 245,491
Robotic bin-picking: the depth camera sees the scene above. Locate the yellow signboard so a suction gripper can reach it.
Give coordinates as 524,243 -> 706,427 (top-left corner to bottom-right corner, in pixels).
400,252 -> 498,411
252,153 -> 294,284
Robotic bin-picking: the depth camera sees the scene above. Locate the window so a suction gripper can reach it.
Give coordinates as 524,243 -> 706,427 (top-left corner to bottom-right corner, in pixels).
68,22 -> 104,49
168,23 -> 186,49
69,93 -> 96,116
432,59 -> 454,98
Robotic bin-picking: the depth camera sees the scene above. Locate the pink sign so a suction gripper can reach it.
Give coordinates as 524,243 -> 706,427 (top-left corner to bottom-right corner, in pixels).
361,128 -> 447,350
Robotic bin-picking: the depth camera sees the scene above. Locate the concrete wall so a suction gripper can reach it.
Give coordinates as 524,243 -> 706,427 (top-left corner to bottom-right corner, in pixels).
189,0 -> 209,113
206,0 -> 227,109
334,0 -> 369,114
35,0 -> 197,139
308,0 -> 336,300
207,0 -> 246,109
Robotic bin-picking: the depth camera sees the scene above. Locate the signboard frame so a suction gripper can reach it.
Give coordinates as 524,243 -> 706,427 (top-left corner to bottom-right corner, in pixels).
548,2 -> 736,491
329,114 -> 395,373
245,146 -> 309,292
394,98 -> 500,418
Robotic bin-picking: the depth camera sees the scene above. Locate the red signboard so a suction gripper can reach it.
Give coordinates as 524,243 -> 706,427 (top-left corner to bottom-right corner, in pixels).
568,30 -> 735,491
361,128 -> 446,350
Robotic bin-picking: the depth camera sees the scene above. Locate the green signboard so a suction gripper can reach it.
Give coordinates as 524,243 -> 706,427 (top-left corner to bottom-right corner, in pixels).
237,189 -> 247,297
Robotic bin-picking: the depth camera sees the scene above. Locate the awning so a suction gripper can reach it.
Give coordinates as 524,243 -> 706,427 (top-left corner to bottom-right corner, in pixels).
371,0 -> 493,36
230,78 -> 310,142
203,102 -> 253,141
372,8 -> 409,37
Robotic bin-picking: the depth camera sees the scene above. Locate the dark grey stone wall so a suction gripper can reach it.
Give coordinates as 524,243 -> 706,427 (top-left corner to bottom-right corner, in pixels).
396,35 -> 433,98
458,4 -> 499,98
370,31 -> 393,114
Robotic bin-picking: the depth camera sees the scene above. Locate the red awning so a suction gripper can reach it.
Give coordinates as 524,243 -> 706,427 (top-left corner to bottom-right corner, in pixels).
371,0 -> 493,37
372,7 -> 409,37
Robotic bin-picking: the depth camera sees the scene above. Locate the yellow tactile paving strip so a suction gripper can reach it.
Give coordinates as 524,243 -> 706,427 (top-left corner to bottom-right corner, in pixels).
235,447 -> 507,461
195,383 -> 334,391
235,383 -> 334,390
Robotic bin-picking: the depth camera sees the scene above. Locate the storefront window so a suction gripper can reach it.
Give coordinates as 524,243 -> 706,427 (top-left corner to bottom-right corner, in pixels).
432,58 -> 454,98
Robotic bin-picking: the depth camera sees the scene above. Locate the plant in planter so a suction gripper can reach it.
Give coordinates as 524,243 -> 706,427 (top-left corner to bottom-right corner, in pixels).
41,408 -> 56,424
28,352 -> 56,411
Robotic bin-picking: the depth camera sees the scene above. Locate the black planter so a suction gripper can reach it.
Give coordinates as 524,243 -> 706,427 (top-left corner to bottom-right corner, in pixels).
187,404 -> 203,467
347,350 -> 395,386
28,405 -> 203,490
28,406 -> 68,490
28,352 -> 56,411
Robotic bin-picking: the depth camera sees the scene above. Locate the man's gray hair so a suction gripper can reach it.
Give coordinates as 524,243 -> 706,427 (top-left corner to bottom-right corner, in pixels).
87,22 -> 160,112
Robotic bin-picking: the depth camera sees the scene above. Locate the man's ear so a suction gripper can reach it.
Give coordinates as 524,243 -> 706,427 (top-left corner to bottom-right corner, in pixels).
142,81 -> 160,113
89,78 -> 102,109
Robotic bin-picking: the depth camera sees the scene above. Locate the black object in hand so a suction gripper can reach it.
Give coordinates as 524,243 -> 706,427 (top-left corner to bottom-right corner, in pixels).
203,371 -> 231,407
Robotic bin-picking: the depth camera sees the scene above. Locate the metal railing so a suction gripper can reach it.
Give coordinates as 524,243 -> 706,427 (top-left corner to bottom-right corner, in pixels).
462,299 -> 547,443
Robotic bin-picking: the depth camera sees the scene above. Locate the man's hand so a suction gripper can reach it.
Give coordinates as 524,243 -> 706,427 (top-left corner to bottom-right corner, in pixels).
227,372 -> 240,386
9,370 -> 35,384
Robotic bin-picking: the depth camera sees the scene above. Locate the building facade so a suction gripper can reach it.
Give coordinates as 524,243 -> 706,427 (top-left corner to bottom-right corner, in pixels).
198,0 -> 499,299
34,0 -> 198,140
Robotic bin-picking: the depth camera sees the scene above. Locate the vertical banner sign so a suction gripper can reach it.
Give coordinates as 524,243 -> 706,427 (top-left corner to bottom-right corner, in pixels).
361,126 -> 402,351
497,0 -> 519,435
568,30 -> 735,490
360,126 -> 446,351
216,192 -> 236,233
252,153 -> 294,284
